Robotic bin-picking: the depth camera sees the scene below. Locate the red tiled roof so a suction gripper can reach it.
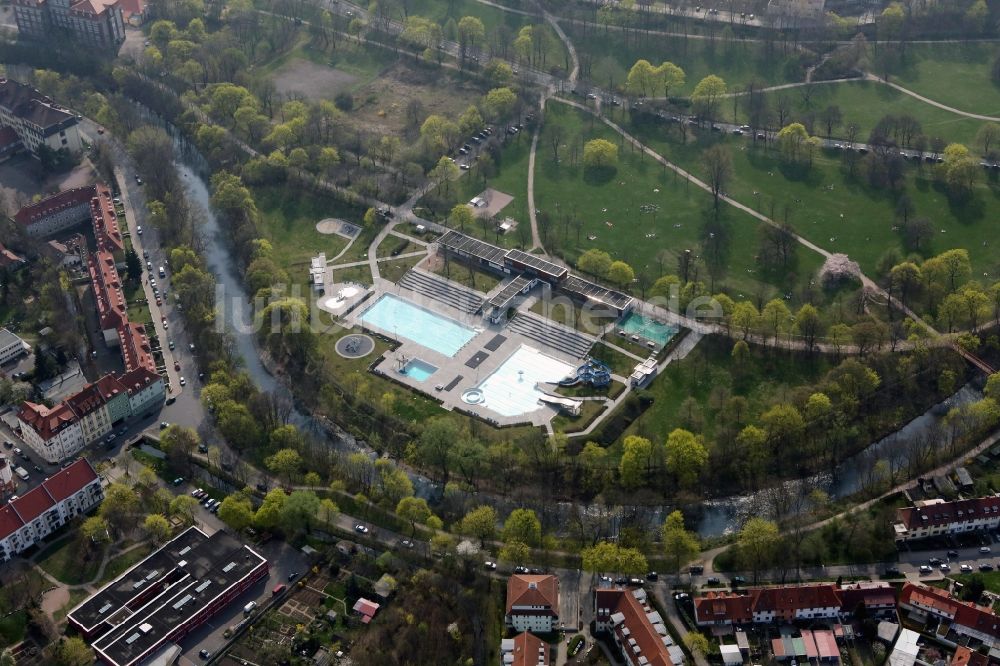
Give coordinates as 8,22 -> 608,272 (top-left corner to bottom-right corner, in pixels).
10,483 -> 55,524
507,575 -> 559,616
695,583 -> 893,625
0,504 -> 24,541
0,459 -> 98,540
951,646 -> 990,666
65,382 -> 107,418
896,497 -> 1000,531
117,367 -> 161,396
91,184 -> 123,253
116,0 -> 143,17
93,374 -> 126,402
754,584 -> 841,613
17,401 -> 78,440
43,459 -> 98,503
596,588 -> 673,666
14,185 -> 96,227
511,631 -> 549,666
0,241 -> 25,267
68,0 -> 119,16
694,591 -> 753,624
89,250 -> 126,331
901,583 -> 1000,641
118,322 -> 155,373
838,582 -> 897,612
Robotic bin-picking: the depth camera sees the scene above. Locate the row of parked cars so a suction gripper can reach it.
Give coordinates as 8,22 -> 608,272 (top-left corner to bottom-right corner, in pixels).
190,487 -> 222,513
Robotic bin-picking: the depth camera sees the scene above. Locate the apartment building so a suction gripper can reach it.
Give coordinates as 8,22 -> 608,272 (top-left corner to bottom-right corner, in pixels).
0,78 -> 83,158
0,459 -> 104,561
893,496 -> 1000,543
17,400 -> 85,463
594,587 -> 682,666
899,583 -> 1000,650
14,184 -> 96,238
506,574 -> 560,634
694,582 -> 897,627
500,631 -> 549,666
12,0 -> 125,51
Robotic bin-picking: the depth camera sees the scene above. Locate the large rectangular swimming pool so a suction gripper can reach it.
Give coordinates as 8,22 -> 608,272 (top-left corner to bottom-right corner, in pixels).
359,294 -> 477,357
472,346 -> 575,417
619,312 -> 678,347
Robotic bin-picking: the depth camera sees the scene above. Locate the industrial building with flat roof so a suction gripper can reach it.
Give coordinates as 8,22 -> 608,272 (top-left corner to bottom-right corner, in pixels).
68,526 -> 268,666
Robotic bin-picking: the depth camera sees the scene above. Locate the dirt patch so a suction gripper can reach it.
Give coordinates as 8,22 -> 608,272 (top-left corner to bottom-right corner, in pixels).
273,58 -> 358,101
470,188 -> 514,218
350,61 -> 482,135
316,218 -> 360,237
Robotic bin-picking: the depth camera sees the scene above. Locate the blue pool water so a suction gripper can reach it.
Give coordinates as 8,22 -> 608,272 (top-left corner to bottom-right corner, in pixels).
359,294 -> 476,357
619,312 -> 678,347
402,358 -> 437,382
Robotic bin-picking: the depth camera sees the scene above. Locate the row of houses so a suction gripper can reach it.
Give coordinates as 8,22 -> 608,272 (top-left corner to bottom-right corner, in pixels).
0,78 -> 84,159
893,495 -> 1000,543
694,582 -> 897,628
0,458 -> 103,561
899,582 -> 1000,652
12,0 -> 126,51
14,182 -> 164,463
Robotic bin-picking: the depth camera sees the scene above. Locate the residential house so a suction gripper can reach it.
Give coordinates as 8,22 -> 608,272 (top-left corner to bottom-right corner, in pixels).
0,240 -> 26,268
893,496 -> 1000,543
594,587 -> 681,666
12,0 -> 125,51
17,400 -> 84,463
506,574 -> 560,634
14,183 -> 95,238
500,631 -> 549,666
0,459 -> 104,561
0,78 -> 84,157
64,382 -> 113,445
694,582 -> 897,627
93,373 -> 130,425
899,583 -> 1000,650
119,367 -> 165,417
89,249 -> 126,345
0,328 -> 29,365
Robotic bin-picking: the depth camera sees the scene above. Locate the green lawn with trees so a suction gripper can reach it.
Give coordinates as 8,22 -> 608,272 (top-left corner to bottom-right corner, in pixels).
880,41 -> 1000,117
253,185 -> 357,272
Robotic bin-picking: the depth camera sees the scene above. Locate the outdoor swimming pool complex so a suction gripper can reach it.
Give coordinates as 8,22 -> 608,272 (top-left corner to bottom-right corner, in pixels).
472,346 -> 575,417
619,312 -> 678,347
359,294 -> 477,357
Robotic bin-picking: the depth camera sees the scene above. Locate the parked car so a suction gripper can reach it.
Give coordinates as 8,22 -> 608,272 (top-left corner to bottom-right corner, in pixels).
961,564 -> 974,573
981,563 -> 995,571
883,567 -> 902,577
354,524 -> 370,534
919,565 -> 933,574
484,561 -> 497,570
981,546 -> 992,554
706,576 -> 721,585
731,576 -> 746,586
171,477 -> 184,486
948,550 -> 959,558
647,571 -> 660,581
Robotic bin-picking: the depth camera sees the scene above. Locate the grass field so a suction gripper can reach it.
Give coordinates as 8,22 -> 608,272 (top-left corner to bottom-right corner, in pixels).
722,80 -> 983,147
534,101 -> 822,297
37,537 -> 104,585
253,185 -> 358,273
99,544 -> 155,585
565,23 -> 807,94
630,117 -> 1000,280
884,42 -> 1000,118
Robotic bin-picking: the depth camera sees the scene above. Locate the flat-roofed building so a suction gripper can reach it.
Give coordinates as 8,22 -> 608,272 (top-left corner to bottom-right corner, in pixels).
68,526 -> 269,666
0,328 -> 29,366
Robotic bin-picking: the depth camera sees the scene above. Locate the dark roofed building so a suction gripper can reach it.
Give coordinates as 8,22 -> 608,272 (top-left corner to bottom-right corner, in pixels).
0,78 -> 84,156
69,526 -> 268,666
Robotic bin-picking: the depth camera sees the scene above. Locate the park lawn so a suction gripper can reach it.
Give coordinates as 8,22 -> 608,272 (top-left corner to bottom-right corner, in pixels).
722,80 -> 983,147
633,120 -> 1000,282
252,185 -> 357,272
261,39 -> 397,88
620,334 -> 834,446
589,342 -> 641,377
536,101 -> 814,298
428,258 -> 503,292
552,399 -> 607,434
330,263 -> 374,286
564,23 -> 807,94
0,610 -> 27,645
380,253 -> 427,284
883,41 -> 1000,118
100,544 -> 155,585
376,236 -> 417,258
37,537 -> 104,585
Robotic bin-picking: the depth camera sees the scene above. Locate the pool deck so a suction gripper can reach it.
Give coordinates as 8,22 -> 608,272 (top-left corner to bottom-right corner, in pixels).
349,278 -> 594,427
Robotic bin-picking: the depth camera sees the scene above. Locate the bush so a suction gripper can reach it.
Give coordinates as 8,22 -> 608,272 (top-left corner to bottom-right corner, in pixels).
334,92 -> 354,111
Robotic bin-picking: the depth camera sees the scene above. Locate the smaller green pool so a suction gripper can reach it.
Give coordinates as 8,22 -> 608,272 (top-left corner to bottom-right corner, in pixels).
619,312 -> 677,347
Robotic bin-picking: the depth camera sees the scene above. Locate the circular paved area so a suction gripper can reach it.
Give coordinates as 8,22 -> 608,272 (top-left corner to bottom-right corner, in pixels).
335,334 -> 374,359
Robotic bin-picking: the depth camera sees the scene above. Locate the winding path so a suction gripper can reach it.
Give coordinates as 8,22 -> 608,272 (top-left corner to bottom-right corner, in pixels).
865,72 -> 1000,122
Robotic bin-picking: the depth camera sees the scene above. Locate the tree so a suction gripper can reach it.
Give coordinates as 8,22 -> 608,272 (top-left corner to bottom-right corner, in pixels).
254,488 -> 288,530
578,249 -> 613,278
581,541 -> 648,575
80,516 -> 110,545
626,59 -> 657,97
456,16 -> 485,62
457,505 -> 497,544
777,123 -> 820,165
218,495 -> 254,532
731,301 -> 760,339
794,304 -> 823,351
483,87 -> 516,122
99,483 -> 140,536
691,75 -> 726,119
761,299 -> 792,343
448,203 -> 475,231
607,261 -> 635,288
124,248 -> 142,282
976,123 -> 1000,158
282,490 -> 321,533
685,633 -> 710,659
583,139 -> 619,170
619,435 -> 655,489
51,637 -> 93,666
656,61 -> 685,100
503,508 -> 541,547
396,496 -> 433,534
664,429 -> 708,490
142,514 -> 172,544
265,447 -> 302,484
661,511 -> 700,573
420,115 -> 458,155
941,143 -> 979,196
429,156 -> 461,196
160,425 -> 199,469
457,105 -> 484,138
169,495 -> 199,525
499,539 -> 530,563
739,517 -> 780,582
702,144 -> 732,211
